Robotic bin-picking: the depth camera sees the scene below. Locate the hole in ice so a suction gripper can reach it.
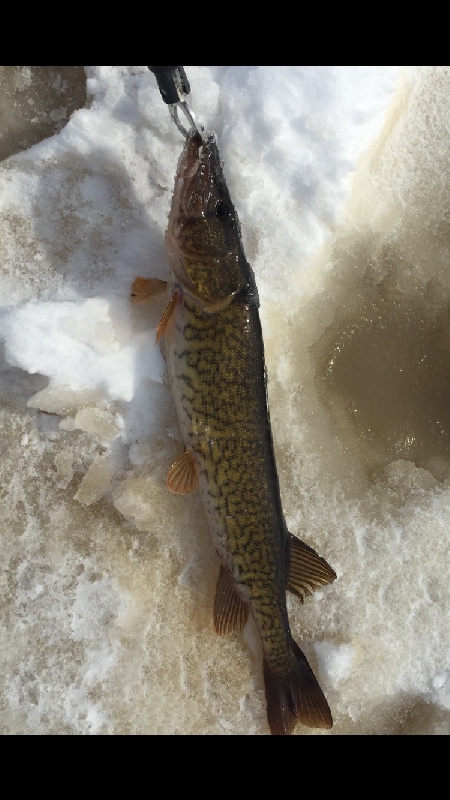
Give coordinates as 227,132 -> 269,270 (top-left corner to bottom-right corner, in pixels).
315,281 -> 450,475
0,66 -> 87,161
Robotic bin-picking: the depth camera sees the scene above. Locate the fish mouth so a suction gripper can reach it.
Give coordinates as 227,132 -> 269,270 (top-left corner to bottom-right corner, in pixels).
166,131 -> 249,304
174,132 -> 224,220
166,131 -> 225,271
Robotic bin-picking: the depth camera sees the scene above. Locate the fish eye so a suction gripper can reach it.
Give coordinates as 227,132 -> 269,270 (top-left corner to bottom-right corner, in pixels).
215,201 -> 232,222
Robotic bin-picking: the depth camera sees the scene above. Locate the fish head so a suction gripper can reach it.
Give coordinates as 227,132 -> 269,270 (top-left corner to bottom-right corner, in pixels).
166,133 -> 251,306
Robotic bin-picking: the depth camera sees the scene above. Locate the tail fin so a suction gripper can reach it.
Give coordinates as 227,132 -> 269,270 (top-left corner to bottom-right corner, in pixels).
264,641 -> 333,736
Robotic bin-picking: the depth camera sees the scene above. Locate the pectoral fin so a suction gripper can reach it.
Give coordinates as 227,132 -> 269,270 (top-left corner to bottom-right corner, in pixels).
166,450 -> 198,495
131,277 -> 168,305
287,534 -> 337,604
214,567 -> 249,637
156,291 -> 178,344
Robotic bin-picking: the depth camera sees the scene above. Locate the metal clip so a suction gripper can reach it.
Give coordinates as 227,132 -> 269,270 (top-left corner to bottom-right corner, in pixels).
169,102 -> 204,141
148,67 -> 205,142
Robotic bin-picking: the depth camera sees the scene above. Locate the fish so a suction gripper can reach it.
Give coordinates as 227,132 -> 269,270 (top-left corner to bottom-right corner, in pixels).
132,132 -> 337,736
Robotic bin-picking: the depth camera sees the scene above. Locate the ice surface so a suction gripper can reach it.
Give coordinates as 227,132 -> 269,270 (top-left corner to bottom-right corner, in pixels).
1,66 -> 450,735
54,451 -> 74,489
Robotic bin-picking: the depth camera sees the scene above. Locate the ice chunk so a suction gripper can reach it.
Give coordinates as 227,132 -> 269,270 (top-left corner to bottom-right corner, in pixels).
113,477 -> 168,533
28,386 -> 101,416
74,457 -> 112,506
60,408 -> 119,443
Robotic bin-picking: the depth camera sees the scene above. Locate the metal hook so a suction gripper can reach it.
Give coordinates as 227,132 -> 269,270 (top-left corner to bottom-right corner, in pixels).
170,102 -> 205,141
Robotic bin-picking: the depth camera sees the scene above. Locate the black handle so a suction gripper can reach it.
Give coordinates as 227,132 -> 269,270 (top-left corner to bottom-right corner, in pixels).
149,66 -> 179,74
148,66 -> 191,105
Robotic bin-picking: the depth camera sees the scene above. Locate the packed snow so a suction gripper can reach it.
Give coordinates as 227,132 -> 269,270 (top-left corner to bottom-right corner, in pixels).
1,65 -> 450,735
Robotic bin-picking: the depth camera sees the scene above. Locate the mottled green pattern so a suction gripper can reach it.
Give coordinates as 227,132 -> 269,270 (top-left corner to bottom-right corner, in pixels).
165,135 -> 333,732
172,288 -> 293,673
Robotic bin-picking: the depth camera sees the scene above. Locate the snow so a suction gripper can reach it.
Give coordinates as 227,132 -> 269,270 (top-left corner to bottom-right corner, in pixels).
315,642 -> 357,686
0,298 -> 165,401
1,65 -> 450,735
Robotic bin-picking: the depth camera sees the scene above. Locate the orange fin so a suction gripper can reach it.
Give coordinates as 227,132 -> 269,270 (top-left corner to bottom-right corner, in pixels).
131,277 -> 168,305
287,534 -> 337,604
166,450 -> 198,495
214,567 -> 249,637
156,291 -> 178,344
264,641 -> 333,735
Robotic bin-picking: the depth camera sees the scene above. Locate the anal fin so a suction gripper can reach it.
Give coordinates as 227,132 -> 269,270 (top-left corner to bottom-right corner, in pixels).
156,291 -> 178,344
166,450 -> 198,495
131,277 -> 168,305
287,534 -> 336,603
214,567 -> 249,637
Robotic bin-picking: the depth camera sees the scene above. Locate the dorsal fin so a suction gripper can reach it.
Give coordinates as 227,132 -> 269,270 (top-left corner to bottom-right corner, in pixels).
214,567 -> 249,637
287,534 -> 336,604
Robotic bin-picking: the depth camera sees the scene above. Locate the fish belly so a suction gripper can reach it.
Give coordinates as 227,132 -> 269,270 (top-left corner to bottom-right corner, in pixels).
165,297 -> 235,564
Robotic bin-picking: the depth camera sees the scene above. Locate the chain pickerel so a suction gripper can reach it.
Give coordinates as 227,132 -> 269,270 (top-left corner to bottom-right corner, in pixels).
132,132 -> 336,736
